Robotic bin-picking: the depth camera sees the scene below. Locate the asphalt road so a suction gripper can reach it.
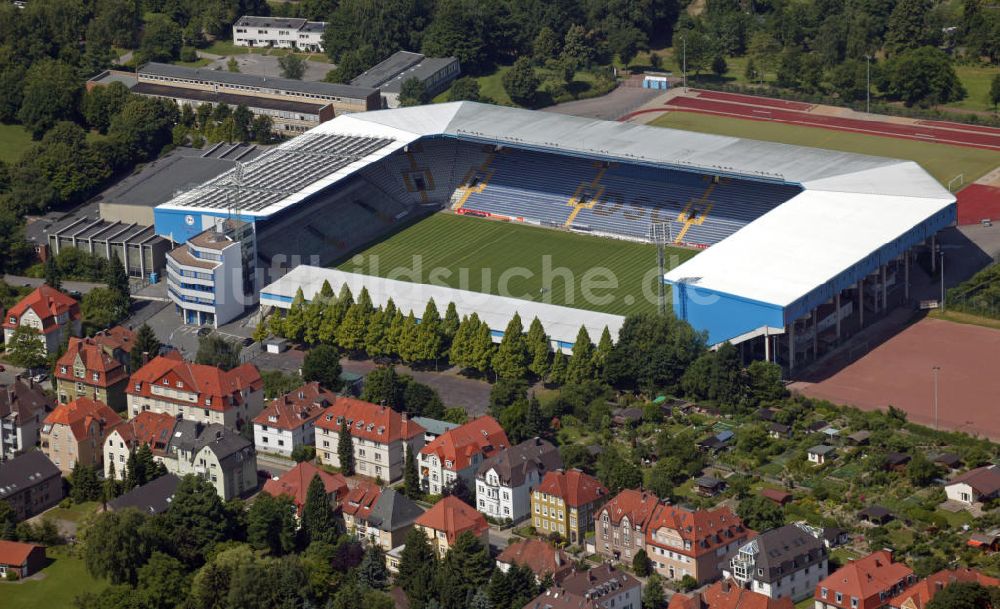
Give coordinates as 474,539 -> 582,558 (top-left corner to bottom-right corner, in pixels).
4,274 -> 106,295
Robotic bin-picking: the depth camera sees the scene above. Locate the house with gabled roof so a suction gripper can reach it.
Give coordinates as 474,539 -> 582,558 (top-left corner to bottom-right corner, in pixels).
722,523 -> 828,602
262,460 -> 348,514
595,489 -> 661,564
56,336 -> 130,411
887,568 -> 1000,609
315,397 -> 425,482
497,538 -> 573,584
343,486 -> 423,552
127,353 -> 263,431
646,504 -> 753,584
475,437 -> 562,523
253,382 -> 336,458
0,377 -> 55,462
103,410 -> 177,480
419,415 -> 508,495
164,420 -> 257,499
41,397 -> 123,475
532,468 -> 608,544
0,540 -> 46,579
2,285 -> 81,354
415,494 -> 488,557
945,464 -> 1000,505
522,563 -> 641,609
0,451 -> 63,520
107,473 -> 180,515
669,578 -> 794,609
815,550 -> 915,609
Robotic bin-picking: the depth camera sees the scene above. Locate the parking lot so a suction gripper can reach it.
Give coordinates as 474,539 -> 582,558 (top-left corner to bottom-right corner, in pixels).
204,53 -> 334,82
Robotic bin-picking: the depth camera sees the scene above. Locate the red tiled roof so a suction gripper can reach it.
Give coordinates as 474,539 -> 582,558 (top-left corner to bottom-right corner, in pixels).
109,411 -> 177,456
253,382 -> 336,431
339,479 -> 381,520
888,568 -> 1000,609
262,461 -> 348,512
646,504 -> 750,558
761,488 -> 793,504
419,415 -> 508,471
92,326 -> 136,353
0,540 -> 42,566
315,397 -> 424,444
497,539 -> 573,582
44,397 -> 123,442
598,488 -> 661,529
3,285 -> 80,334
536,469 -> 608,507
948,465 -> 1000,497
669,579 -> 794,609
415,495 -> 488,545
127,354 -> 263,413
816,551 -> 914,609
56,337 -> 128,387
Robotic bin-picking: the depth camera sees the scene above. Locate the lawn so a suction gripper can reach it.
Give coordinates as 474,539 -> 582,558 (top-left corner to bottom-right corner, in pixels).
203,40 -> 252,56
947,64 -> 1000,113
1,545 -> 107,609
649,111 -> 1000,185
335,213 -> 696,316
42,500 -> 99,523
0,123 -> 34,163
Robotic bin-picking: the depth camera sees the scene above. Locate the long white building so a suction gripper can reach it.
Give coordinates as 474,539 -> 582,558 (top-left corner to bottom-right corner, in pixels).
233,16 -> 326,52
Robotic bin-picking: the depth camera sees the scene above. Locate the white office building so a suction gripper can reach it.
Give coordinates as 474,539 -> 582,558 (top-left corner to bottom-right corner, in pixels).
233,16 -> 326,52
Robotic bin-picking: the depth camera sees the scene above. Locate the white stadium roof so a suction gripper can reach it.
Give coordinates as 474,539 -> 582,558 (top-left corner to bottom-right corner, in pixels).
260,266 -> 624,350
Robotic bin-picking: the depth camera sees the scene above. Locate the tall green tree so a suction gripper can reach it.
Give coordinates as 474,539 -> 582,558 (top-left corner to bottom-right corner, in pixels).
502,57 -> 539,107
469,316 -> 495,375
565,326 -> 595,383
492,313 -> 527,379
135,552 -> 190,609
18,59 -> 81,138
362,366 -> 405,409
594,326 -> 613,374
130,323 -> 161,371
358,545 -> 390,590
81,508 -> 151,585
437,531 -> 494,609
397,527 -> 439,609
336,302 -> 369,351
338,419 -> 355,475
248,492 -> 297,556
302,344 -> 343,390
526,317 -> 550,379
301,474 -> 337,547
549,349 -> 567,385
278,54 -> 307,79
195,334 -> 241,371
44,256 -> 61,290
6,325 -> 46,369
399,77 -> 428,106
404,449 -> 422,499
990,73 -> 1000,111
161,475 -> 232,567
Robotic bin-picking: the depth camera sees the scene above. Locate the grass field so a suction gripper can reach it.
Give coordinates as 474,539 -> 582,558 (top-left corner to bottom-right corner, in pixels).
335,213 -> 696,316
947,65 -> 1000,113
1,545 -> 107,609
649,111 -> 1000,185
0,123 -> 34,163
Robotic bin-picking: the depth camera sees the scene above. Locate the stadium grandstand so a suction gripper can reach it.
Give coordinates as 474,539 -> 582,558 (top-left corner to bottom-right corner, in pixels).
153,102 -> 955,370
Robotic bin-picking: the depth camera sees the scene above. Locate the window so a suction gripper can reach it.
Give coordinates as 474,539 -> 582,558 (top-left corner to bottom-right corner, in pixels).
851,598 -> 858,608
92,372 -> 99,381
821,588 -> 828,599
836,593 -> 843,603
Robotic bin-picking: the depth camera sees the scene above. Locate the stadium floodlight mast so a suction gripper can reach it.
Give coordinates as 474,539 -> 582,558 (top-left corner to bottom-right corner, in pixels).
650,222 -> 675,316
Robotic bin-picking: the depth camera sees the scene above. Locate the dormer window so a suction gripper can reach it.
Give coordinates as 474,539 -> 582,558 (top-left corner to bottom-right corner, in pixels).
60,366 -> 67,374
177,381 -> 183,388
134,383 -> 141,391
92,372 -> 99,381
269,415 -> 277,423
162,379 -> 170,385
8,316 -> 14,324
205,397 -> 211,406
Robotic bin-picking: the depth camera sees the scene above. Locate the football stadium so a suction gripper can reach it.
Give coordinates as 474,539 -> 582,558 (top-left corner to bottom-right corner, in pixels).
154,101 -> 956,370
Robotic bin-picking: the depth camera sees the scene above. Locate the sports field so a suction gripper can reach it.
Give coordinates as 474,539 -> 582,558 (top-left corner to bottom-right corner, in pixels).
335,213 -> 696,316
649,111 -> 1000,185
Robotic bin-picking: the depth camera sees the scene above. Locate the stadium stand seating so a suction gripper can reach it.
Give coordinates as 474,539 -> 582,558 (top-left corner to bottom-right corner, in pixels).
450,148 -> 801,246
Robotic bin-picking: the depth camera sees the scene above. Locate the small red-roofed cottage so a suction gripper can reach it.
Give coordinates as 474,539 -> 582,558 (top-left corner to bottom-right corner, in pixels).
415,494 -> 488,557
253,382 -> 336,458
103,410 -> 177,480
56,336 -> 130,411
127,353 -> 263,430
41,397 -> 123,475
2,285 -> 81,354
315,397 -> 425,482
888,568 -> 1000,609
497,538 -> 573,584
669,579 -> 794,609
0,540 -> 46,579
419,415 -> 508,495
531,468 -> 608,544
646,504 -> 753,584
261,460 -> 347,514
595,489 -> 661,564
815,550 -> 916,609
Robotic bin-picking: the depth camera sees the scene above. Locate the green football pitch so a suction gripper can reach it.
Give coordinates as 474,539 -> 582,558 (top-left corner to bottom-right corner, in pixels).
335,213 -> 697,316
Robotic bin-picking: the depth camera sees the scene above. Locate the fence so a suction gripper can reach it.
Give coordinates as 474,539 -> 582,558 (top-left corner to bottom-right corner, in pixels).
945,255 -> 1000,319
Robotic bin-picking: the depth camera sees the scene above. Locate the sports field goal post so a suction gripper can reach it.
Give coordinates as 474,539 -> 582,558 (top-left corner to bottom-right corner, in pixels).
650,222 -> 675,316
948,174 -> 964,192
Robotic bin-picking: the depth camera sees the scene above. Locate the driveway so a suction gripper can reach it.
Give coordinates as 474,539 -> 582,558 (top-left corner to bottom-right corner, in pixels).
543,80 -> 663,121
4,275 -> 105,296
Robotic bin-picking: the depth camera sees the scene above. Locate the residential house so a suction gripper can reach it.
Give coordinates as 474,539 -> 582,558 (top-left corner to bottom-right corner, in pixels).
931,453 -> 962,471
888,568 -> 1000,609
883,453 -> 911,472
646,504 -> 753,585
55,337 -> 130,411
722,523 -> 829,602
103,410 -> 177,480
91,326 -> 136,366
815,550 -> 915,609
107,473 -> 181,515
261,460 -> 347,514
414,495 -> 489,557
695,476 -> 726,497
41,397 -> 123,475
846,431 -> 871,446
253,382 -> 335,458
315,397 -> 425,482
808,445 -> 837,465
2,285 -> 81,354
0,451 -> 63,520
532,468 -> 608,544
340,480 -> 382,540
232,16 -> 326,52
497,539 -> 573,583
522,564 -> 641,609
858,505 -> 894,525
761,489 -> 793,506
0,541 -> 46,579
669,579 -> 795,609
476,437 -> 561,522
164,420 -> 257,500
595,489 -> 661,564
0,377 -> 55,461
343,486 -> 423,552
945,465 -> 1000,505
821,527 -> 850,549
419,415 -> 508,495
127,353 -> 264,430
698,431 -> 734,453
769,423 -> 791,440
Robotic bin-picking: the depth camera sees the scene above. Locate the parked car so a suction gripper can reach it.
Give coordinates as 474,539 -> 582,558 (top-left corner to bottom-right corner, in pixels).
197,327 -> 213,337
31,372 -> 47,383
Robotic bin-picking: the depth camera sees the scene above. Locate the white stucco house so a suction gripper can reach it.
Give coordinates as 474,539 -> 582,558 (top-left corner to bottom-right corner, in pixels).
474,437 -> 561,523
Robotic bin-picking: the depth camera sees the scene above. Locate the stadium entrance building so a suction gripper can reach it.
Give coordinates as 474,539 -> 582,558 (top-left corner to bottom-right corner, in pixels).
151,102 -> 955,364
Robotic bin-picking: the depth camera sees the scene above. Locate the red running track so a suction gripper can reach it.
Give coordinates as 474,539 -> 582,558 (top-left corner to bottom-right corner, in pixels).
693,89 -> 815,111
956,184 -> 1000,225
665,96 -> 1000,151
918,119 -> 1000,136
